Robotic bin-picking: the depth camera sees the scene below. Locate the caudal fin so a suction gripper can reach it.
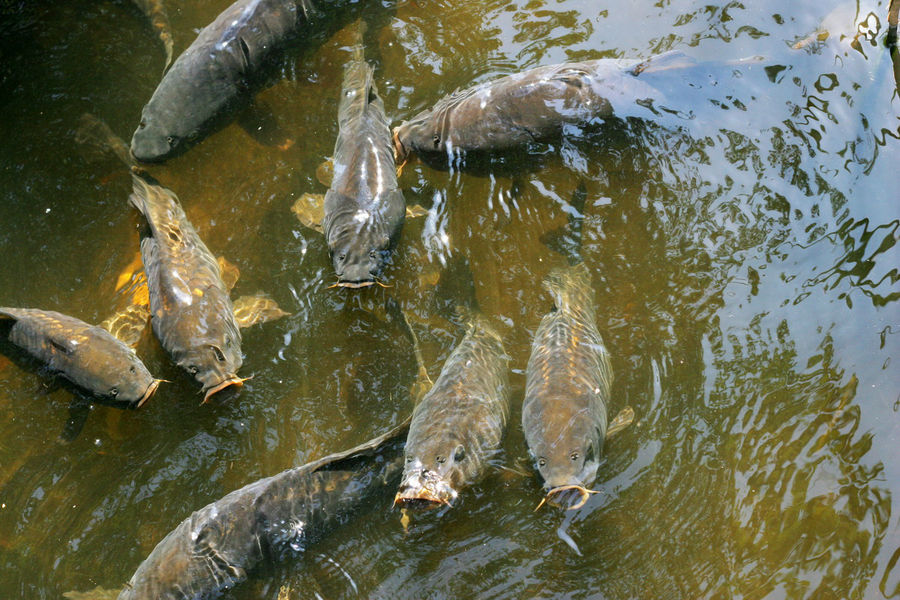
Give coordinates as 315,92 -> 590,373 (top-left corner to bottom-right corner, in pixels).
75,113 -> 133,167
539,182 -> 587,265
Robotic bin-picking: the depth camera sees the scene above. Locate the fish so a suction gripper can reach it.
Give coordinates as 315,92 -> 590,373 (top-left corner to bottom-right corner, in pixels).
130,0 -> 319,162
392,51 -> 762,164
395,308 -> 509,508
320,23 -> 407,287
522,263 -> 614,510
0,307 -> 160,408
129,170 -> 245,402
115,417 -> 411,599
131,0 -> 174,73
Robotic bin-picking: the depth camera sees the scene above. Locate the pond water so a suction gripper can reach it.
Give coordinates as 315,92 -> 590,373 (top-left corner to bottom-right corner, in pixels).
0,0 -> 898,598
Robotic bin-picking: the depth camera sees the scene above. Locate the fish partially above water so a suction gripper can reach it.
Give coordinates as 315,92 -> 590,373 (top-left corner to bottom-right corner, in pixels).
130,172 -> 244,402
115,417 -> 410,599
0,307 -> 160,408
321,25 -> 406,287
395,313 -> 509,507
522,263 -> 613,510
392,51 -> 764,164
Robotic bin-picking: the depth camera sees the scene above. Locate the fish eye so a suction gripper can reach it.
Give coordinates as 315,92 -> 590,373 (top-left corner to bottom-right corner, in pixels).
538,458 -> 546,467
436,455 -> 446,464
453,445 -> 466,461
166,135 -> 176,146
109,387 -> 119,397
139,120 -> 146,129
369,250 -> 377,259
432,134 -> 440,148
570,451 -> 579,461
129,365 -> 136,373
406,456 -> 413,463
189,365 -> 199,375
338,253 -> 347,262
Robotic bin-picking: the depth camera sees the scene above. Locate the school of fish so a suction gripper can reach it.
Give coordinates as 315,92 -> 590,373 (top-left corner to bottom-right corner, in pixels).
5,0 -> 883,597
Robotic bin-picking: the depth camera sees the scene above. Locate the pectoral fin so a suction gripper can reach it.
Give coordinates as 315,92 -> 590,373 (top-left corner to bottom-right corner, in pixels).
405,204 -> 429,219
217,256 -> 241,292
101,258 -> 151,348
291,193 -> 325,233
315,158 -> 334,187
605,406 -> 635,439
232,295 -> 290,328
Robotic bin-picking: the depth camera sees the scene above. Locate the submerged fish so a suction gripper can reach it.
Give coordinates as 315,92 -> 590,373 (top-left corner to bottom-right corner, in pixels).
321,25 -> 406,287
130,0 -> 319,162
522,263 -> 613,510
131,0 -> 174,73
395,314 -> 509,507
0,307 -> 160,407
116,418 -> 410,599
392,51 -> 761,164
130,171 -> 245,402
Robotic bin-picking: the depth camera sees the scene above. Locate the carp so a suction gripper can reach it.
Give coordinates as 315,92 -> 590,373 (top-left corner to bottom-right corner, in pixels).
392,51 -> 761,164
115,418 -> 410,599
130,0 -> 320,162
0,307 -> 160,408
130,172 -> 245,402
320,23 -> 407,287
395,311 -> 509,507
522,263 -> 618,510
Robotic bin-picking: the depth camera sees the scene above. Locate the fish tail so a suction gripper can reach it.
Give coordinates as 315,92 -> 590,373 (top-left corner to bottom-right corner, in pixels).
127,169 -> 153,219
75,113 -> 133,167
543,262 -> 594,315
539,182 -> 586,264
352,20 -> 368,62
431,255 -> 480,327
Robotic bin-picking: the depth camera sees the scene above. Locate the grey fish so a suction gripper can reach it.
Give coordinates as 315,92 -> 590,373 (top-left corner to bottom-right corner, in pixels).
322,24 -> 406,287
117,417 -> 410,599
131,0 -> 174,73
0,307 -> 160,407
130,0 -> 318,162
392,51 -> 757,164
130,171 -> 244,402
395,314 -> 509,507
522,263 -> 613,510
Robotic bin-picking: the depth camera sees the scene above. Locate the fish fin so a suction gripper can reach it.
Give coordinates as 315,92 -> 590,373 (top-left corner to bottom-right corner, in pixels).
232,295 -> 290,328
237,98 -> 294,149
315,157 -> 334,187
385,296 -> 432,403
405,204 -> 429,219
629,50 -> 697,76
62,585 -> 123,600
75,113 -> 133,167
291,193 -> 326,233
100,303 -> 150,348
605,406 -> 635,439
311,414 -> 413,473
217,256 -> 241,292
539,182 -> 586,265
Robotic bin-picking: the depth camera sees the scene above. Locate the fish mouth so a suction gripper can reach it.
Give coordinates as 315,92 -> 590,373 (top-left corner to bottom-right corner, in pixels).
202,375 -> 250,404
393,473 -> 457,508
333,280 -> 376,289
535,484 -> 601,511
135,378 -> 163,408
391,127 -> 408,163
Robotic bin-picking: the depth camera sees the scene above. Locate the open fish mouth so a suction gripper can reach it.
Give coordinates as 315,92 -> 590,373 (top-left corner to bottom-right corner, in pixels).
534,484 -> 601,511
391,128 -> 408,163
202,375 -> 250,404
393,488 -> 453,509
135,378 -> 164,408
330,280 -> 376,289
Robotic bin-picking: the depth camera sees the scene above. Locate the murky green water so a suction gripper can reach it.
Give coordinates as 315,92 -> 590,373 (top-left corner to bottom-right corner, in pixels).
0,0 -> 898,598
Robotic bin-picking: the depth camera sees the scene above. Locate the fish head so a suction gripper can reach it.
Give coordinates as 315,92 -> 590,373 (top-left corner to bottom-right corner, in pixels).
326,213 -> 396,288
101,352 -> 162,408
180,337 -> 244,402
392,111 -> 440,162
394,439 -> 475,508
532,433 -> 601,497
130,95 -> 204,163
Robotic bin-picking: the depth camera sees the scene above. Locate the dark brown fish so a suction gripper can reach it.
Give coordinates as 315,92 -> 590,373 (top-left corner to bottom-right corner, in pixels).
322,24 -> 406,287
392,51 -> 760,164
395,314 -> 508,507
522,263 -> 613,510
116,417 -> 410,599
0,307 -> 160,407
129,171 -> 244,402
